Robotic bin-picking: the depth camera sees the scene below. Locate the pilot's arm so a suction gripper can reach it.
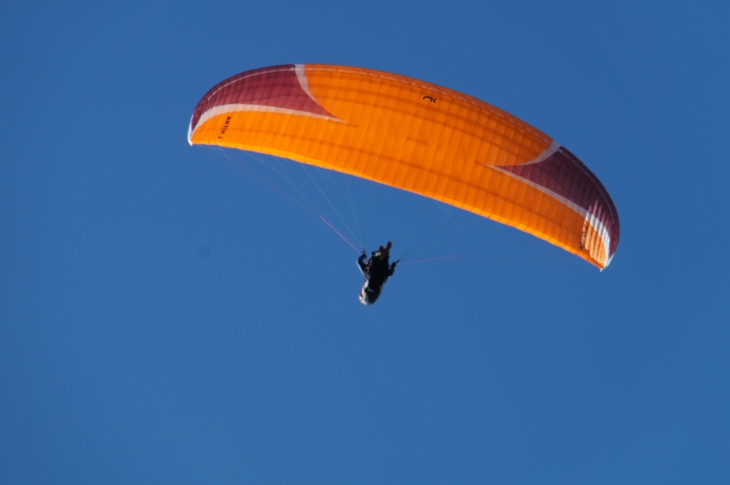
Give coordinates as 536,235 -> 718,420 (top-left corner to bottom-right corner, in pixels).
357,253 -> 369,275
388,261 -> 398,276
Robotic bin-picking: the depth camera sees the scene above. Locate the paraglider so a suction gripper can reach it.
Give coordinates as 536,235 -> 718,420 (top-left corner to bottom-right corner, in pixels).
357,242 -> 398,305
188,64 -> 620,280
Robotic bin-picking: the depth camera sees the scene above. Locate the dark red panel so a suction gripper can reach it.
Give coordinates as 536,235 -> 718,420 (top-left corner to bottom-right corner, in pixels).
499,148 -> 620,257
190,65 -> 334,133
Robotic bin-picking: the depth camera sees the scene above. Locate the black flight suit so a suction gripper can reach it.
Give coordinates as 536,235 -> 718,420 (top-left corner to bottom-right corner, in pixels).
357,249 -> 397,305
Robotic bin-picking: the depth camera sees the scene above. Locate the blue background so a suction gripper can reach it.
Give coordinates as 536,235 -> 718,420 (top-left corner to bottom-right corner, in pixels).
1,1 -> 728,483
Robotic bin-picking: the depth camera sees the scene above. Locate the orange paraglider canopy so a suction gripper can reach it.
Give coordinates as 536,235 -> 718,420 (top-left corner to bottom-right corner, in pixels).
188,64 -> 619,269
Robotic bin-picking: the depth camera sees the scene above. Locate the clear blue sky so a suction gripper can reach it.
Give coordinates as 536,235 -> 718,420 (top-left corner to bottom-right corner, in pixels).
1,1 -> 728,483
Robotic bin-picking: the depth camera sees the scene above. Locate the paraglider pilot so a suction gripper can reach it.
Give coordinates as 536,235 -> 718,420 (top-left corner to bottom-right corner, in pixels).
357,242 -> 398,305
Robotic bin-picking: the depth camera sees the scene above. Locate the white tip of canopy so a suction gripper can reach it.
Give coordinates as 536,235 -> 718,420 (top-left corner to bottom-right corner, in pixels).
187,116 -> 195,146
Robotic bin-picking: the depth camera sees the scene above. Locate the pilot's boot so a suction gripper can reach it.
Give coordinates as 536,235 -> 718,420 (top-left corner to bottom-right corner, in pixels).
381,242 -> 392,259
